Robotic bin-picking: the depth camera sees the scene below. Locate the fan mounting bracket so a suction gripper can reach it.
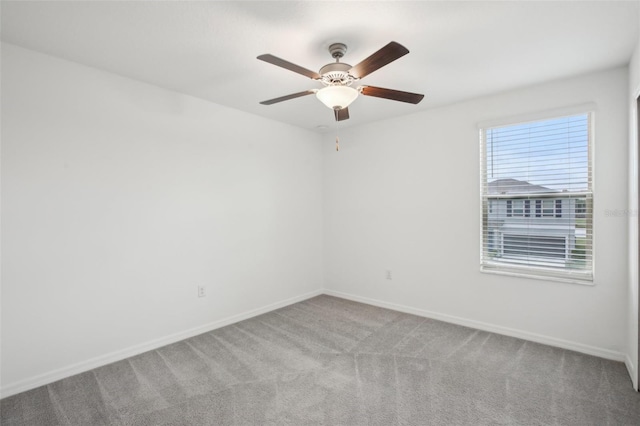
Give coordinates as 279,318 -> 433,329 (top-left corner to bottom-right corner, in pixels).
328,43 -> 347,60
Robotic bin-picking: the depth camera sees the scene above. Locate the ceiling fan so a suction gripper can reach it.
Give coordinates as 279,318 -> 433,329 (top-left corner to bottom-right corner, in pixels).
257,42 -> 424,121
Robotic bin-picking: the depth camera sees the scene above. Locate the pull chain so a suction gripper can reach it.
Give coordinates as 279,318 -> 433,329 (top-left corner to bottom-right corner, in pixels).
335,110 -> 340,151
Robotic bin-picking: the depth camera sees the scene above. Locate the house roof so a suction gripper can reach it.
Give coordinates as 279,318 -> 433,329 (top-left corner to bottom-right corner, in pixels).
488,179 -> 559,195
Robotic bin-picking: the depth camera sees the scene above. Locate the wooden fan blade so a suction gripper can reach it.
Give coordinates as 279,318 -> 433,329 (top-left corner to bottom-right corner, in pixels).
260,90 -> 316,105
360,86 -> 424,104
334,107 -> 350,121
257,54 -> 321,80
348,42 -> 409,79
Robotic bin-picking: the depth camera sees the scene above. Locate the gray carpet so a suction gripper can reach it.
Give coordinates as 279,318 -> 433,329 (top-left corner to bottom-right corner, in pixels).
2,295 -> 639,425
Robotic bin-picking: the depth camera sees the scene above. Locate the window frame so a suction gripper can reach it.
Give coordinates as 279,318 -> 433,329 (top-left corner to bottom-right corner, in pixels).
478,104 -> 595,285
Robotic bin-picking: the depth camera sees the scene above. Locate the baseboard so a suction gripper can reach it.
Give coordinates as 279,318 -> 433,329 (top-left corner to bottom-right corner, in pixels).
625,354 -> 638,391
3,287 -> 629,398
324,289 -> 627,363
0,288 -> 324,399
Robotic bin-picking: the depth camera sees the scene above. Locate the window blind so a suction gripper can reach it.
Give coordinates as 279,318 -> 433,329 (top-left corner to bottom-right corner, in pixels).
480,113 -> 593,283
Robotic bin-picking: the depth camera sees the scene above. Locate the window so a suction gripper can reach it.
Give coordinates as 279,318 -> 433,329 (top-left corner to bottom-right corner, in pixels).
513,199 -> 524,216
480,111 -> 593,283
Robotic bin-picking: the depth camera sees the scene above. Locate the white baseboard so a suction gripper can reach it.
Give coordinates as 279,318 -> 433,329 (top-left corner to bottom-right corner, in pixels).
3,287 -> 631,399
324,289 -> 627,363
0,289 -> 324,399
625,354 -> 638,391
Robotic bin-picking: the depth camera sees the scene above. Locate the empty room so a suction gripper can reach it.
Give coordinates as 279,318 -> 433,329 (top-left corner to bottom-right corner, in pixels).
2,1 -> 640,425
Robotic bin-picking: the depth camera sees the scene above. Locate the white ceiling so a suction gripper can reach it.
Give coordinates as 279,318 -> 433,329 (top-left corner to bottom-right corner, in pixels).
2,1 -> 638,132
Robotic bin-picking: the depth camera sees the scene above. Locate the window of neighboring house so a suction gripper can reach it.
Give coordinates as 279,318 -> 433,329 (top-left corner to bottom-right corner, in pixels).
509,199 -> 531,217
513,199 -> 524,216
480,111 -> 593,284
544,199 -> 554,217
534,199 -> 557,217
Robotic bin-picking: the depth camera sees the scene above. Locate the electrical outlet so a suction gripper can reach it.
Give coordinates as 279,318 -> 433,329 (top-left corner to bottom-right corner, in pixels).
197,285 -> 206,298
386,270 -> 392,280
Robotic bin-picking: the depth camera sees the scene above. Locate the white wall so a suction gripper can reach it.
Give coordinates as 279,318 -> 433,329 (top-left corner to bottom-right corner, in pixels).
323,67 -> 630,360
627,7 -> 640,391
1,43 -> 323,396
2,42 -> 635,397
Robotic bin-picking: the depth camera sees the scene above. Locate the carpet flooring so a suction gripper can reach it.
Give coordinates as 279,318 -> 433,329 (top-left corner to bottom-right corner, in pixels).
2,294 -> 640,425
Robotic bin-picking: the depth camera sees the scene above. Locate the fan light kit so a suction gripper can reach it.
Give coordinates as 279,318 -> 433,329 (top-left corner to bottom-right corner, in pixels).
257,41 -> 424,150
316,86 -> 359,110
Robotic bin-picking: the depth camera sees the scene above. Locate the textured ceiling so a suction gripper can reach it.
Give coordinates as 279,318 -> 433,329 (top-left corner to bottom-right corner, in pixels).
2,1 -> 638,132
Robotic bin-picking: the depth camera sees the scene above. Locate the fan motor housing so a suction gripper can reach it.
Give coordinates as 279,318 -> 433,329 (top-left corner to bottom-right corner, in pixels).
319,62 -> 354,86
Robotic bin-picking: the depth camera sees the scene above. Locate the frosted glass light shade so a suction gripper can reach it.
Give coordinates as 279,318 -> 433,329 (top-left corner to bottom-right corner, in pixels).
316,86 -> 358,110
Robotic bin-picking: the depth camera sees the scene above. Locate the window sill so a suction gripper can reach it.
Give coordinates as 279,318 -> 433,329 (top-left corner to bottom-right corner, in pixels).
480,265 -> 594,286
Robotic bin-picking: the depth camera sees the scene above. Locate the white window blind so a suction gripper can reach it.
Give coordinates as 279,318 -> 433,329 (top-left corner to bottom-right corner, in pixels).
480,112 -> 593,283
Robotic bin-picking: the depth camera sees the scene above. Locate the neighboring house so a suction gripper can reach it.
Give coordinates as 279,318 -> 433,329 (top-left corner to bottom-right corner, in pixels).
485,178 -> 584,266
